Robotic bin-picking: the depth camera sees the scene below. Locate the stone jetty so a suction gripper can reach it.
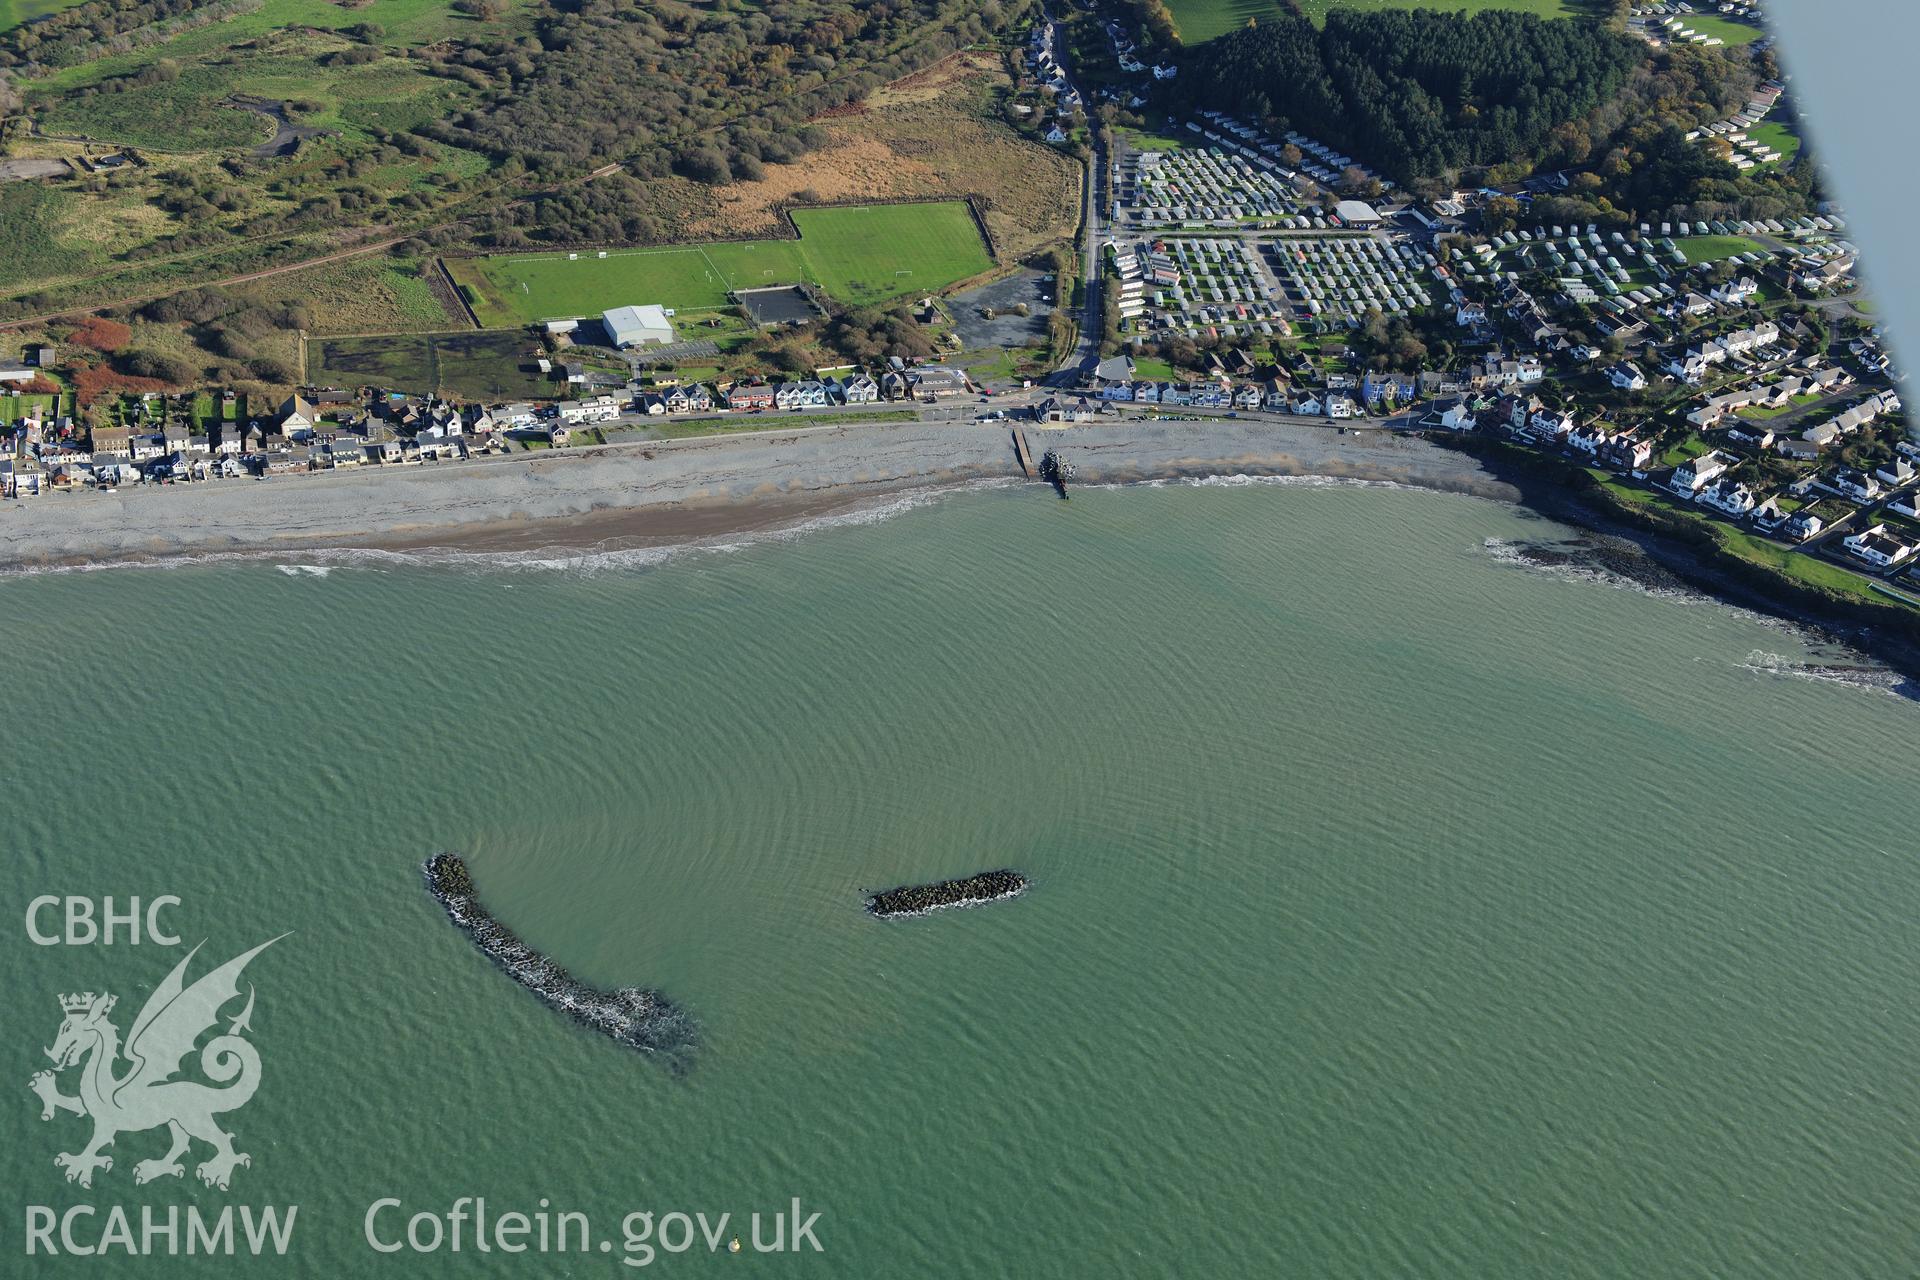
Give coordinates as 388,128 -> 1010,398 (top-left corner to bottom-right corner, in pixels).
866,869 -> 1029,918
423,853 -> 694,1067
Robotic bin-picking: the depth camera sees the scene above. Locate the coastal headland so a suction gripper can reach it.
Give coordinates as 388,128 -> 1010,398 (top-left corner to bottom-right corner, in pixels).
0,419 -> 1517,570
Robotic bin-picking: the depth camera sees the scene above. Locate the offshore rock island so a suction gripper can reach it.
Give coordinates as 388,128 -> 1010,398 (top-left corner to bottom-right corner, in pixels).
423,853 -> 695,1068
868,869 -> 1030,918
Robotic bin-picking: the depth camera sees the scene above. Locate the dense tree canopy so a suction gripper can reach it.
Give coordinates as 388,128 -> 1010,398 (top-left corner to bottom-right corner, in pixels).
1174,9 -> 1644,183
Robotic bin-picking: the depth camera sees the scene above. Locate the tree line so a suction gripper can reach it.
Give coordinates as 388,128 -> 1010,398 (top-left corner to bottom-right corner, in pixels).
1171,9 -> 1644,184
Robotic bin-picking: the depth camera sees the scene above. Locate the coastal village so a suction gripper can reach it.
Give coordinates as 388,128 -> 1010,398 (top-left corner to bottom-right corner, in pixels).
0,1 -> 1914,616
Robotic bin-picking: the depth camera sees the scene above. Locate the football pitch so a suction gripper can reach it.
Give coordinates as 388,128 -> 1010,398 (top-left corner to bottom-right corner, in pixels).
447,202 -> 993,327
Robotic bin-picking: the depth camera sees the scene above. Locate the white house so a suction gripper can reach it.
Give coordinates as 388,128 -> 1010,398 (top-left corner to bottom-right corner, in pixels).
1830,469 -> 1882,503
1605,362 -> 1646,392
1670,450 -> 1732,495
1698,476 -> 1757,516
1843,523 -> 1917,568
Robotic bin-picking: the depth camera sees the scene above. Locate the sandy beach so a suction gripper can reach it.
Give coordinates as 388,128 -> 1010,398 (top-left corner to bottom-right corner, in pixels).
0,418 -> 1517,569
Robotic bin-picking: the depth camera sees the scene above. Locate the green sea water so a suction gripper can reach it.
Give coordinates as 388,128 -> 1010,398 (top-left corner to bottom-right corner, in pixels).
3,479 -> 1918,1277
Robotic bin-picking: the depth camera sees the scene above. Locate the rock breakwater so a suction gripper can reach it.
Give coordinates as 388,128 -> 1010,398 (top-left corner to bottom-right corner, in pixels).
867,869 -> 1029,918
424,853 -> 695,1068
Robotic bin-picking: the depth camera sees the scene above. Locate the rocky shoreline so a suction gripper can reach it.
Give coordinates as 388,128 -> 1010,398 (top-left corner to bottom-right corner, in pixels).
867,870 -> 1029,918
1450,436 -> 1920,691
423,853 -> 695,1068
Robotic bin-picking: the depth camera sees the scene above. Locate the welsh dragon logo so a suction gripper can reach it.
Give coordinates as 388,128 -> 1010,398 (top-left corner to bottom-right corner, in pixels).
28,937 -> 284,1190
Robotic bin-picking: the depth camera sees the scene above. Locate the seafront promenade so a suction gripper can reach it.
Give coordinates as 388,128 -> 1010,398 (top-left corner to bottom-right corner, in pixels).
0,417 -> 1514,568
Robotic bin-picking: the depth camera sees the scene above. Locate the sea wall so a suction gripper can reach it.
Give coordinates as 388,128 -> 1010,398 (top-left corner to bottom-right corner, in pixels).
424,853 -> 695,1067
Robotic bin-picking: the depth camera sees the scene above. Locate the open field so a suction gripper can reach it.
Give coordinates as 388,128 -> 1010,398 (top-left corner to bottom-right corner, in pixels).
1744,121 -> 1802,168
307,330 -> 554,401
788,204 -> 992,305
1676,234 -> 1767,264
231,253 -> 459,336
448,201 -> 993,327
0,0 -> 87,31
1165,0 -> 1581,43
1672,11 -> 1764,45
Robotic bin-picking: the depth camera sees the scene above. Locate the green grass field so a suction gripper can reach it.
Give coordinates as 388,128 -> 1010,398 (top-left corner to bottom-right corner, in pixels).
448,202 -> 994,326
1668,11 -> 1764,45
1676,235 -> 1767,264
1164,0 -> 1580,44
0,0 -> 87,32
1744,121 -> 1801,169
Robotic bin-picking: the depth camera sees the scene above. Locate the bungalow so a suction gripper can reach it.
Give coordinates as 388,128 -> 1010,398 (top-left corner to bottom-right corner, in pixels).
1843,523 -> 1917,568
1889,492 -> 1920,520
1751,495 -> 1790,529
0,361 -> 36,384
1090,354 -> 1136,389
1830,469 -> 1881,503
1670,450 -> 1732,495
1876,457 -> 1917,488
1036,395 -> 1095,424
911,367 -> 969,400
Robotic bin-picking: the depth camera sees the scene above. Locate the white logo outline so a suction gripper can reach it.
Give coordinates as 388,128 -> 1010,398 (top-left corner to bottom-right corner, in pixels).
29,936 -> 285,1190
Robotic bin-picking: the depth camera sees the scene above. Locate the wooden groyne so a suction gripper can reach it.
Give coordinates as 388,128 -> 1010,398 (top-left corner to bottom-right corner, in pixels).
1012,427 -> 1035,477
867,869 -> 1029,918
424,853 -> 695,1068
